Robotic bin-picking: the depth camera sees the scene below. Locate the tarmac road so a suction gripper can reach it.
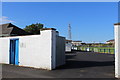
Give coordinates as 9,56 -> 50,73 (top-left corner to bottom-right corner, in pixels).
2,51 -> 115,78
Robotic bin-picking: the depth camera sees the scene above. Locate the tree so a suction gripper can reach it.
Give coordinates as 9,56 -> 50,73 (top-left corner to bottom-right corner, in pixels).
24,23 -> 44,34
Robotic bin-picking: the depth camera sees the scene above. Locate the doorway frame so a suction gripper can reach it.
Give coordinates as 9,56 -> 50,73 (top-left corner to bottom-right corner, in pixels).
9,38 -> 19,65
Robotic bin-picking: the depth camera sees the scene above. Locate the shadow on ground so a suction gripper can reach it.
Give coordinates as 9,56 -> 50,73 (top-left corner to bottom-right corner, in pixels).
2,51 -> 115,78
56,52 -> 114,70
56,60 -> 114,70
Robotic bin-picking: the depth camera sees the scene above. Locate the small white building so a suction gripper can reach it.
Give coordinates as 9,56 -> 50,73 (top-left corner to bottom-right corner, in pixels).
65,40 -> 72,52
71,40 -> 82,50
0,28 -> 65,70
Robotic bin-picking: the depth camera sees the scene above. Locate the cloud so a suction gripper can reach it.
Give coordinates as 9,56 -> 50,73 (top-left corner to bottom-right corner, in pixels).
0,16 -> 15,24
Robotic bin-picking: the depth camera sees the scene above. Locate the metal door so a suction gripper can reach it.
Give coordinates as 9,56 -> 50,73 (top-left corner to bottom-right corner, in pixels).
10,39 -> 19,65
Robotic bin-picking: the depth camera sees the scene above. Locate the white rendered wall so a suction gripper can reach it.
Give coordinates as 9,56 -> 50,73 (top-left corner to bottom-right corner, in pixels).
51,30 -> 56,69
0,30 -> 56,70
66,42 -> 72,52
0,39 -> 2,63
56,36 -> 65,67
0,38 -> 9,64
115,24 -> 120,78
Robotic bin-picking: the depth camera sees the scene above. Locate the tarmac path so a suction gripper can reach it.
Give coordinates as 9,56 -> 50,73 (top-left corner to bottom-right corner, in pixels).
2,51 -> 115,78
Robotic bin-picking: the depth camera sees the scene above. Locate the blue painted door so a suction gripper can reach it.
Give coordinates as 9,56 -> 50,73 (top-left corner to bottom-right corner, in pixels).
10,39 -> 19,65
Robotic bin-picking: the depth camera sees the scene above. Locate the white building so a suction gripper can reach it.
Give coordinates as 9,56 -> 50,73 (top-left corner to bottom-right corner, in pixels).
0,28 -> 65,70
106,39 -> 115,44
71,41 -> 82,46
65,40 -> 72,52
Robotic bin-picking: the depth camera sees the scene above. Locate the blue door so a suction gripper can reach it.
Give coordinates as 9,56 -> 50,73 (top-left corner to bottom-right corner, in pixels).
10,39 -> 19,65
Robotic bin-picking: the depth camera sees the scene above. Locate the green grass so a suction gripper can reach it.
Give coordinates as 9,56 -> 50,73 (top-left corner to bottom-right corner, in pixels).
78,47 -> 115,54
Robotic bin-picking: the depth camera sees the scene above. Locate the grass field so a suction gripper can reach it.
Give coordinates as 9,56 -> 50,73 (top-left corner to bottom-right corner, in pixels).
78,46 -> 115,54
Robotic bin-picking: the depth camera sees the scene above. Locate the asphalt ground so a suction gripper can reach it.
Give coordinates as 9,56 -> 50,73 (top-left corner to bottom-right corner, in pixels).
2,51 -> 115,78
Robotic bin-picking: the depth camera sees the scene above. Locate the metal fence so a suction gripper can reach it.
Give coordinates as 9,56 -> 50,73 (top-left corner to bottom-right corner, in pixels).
77,47 -> 115,54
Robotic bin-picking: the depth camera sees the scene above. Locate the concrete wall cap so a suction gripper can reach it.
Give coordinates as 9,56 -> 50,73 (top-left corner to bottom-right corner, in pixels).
114,23 -> 120,25
41,28 -> 56,31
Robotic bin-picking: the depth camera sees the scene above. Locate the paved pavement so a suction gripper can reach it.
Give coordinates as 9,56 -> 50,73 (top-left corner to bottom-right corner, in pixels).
2,51 -> 115,78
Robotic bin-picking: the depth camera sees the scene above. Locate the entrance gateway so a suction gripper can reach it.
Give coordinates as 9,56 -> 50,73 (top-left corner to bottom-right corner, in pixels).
9,39 -> 19,65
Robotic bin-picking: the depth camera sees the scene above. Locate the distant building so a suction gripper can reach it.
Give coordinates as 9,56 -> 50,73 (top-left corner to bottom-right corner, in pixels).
71,40 -> 82,46
65,39 -> 72,52
106,39 -> 115,44
0,23 -> 31,37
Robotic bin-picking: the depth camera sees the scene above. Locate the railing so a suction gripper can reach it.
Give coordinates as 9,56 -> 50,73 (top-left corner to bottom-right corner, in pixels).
76,46 -> 115,54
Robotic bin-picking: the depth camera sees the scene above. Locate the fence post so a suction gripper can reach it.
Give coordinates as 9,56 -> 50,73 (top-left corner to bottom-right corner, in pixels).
100,49 -> 101,53
104,49 -> 105,53
92,48 -> 94,52
108,49 -> 110,54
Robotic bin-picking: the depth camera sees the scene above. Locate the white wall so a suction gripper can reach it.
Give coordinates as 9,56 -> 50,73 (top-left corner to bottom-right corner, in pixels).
1,38 -> 9,64
115,24 -> 120,78
56,36 -> 65,67
0,29 -> 65,70
51,30 -> 56,69
65,42 -> 72,52
0,38 -> 2,79
0,39 -> 2,63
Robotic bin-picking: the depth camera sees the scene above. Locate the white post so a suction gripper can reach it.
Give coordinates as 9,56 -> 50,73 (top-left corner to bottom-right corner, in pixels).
0,38 -> 2,79
114,23 -> 120,78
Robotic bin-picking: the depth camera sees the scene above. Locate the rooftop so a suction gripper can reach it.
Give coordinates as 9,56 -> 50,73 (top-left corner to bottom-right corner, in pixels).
0,23 -> 31,37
